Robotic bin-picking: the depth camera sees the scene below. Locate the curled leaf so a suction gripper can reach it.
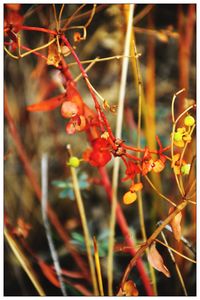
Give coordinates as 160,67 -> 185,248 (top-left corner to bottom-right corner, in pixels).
169,207 -> 182,241
147,242 -> 171,278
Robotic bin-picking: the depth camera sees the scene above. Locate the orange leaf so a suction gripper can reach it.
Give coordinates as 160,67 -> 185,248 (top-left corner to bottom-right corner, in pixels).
153,159 -> 165,173
38,260 -> 60,288
169,207 -> 182,242
27,95 -> 65,112
147,242 -> 171,278
123,191 -> 137,205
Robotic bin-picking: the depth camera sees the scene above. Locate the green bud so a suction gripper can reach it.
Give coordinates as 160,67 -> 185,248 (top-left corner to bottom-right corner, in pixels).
181,164 -> 190,175
67,156 -> 80,168
184,115 -> 195,127
173,132 -> 183,142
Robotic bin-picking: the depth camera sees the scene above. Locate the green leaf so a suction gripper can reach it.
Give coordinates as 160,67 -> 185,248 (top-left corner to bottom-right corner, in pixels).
71,232 -> 85,244
51,180 -> 69,188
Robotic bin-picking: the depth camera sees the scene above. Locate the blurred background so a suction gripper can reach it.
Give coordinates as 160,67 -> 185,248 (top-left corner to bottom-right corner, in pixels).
4,4 -> 196,296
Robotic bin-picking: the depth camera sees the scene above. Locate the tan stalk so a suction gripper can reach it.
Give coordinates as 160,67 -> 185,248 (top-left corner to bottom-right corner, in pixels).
4,229 -> 45,296
107,4 -> 134,296
66,145 -> 99,295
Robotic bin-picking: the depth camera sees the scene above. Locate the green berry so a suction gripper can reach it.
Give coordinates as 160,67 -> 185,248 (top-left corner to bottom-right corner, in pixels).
173,132 -> 182,142
181,164 -> 190,175
184,115 -> 195,127
67,156 -> 80,168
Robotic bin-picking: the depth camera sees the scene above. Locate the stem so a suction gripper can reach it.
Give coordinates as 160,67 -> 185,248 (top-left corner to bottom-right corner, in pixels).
67,145 -> 99,295
107,4 -> 134,295
41,154 -> 67,296
93,237 -> 104,296
67,55 -> 133,67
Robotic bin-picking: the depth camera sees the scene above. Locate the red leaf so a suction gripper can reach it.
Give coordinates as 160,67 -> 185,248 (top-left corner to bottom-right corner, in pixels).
26,94 -> 65,112
38,260 -> 60,288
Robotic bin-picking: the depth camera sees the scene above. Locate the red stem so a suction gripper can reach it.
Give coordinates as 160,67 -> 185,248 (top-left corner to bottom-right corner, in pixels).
99,167 -> 154,296
21,25 -> 57,35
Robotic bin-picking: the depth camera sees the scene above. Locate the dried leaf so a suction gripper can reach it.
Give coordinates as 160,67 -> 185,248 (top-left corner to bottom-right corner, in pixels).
169,207 -> 182,241
118,280 -> 139,296
147,242 -> 171,278
27,95 -> 65,112
47,38 -> 61,67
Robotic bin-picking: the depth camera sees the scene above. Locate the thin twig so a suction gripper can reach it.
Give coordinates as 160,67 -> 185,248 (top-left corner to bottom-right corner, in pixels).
155,238 -> 196,264
160,231 -> 188,295
145,175 -> 177,207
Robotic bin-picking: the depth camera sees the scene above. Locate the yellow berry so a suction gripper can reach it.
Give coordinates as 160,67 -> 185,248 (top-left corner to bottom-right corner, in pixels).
173,132 -> 182,142
184,115 -> 195,127
67,156 -> 80,168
